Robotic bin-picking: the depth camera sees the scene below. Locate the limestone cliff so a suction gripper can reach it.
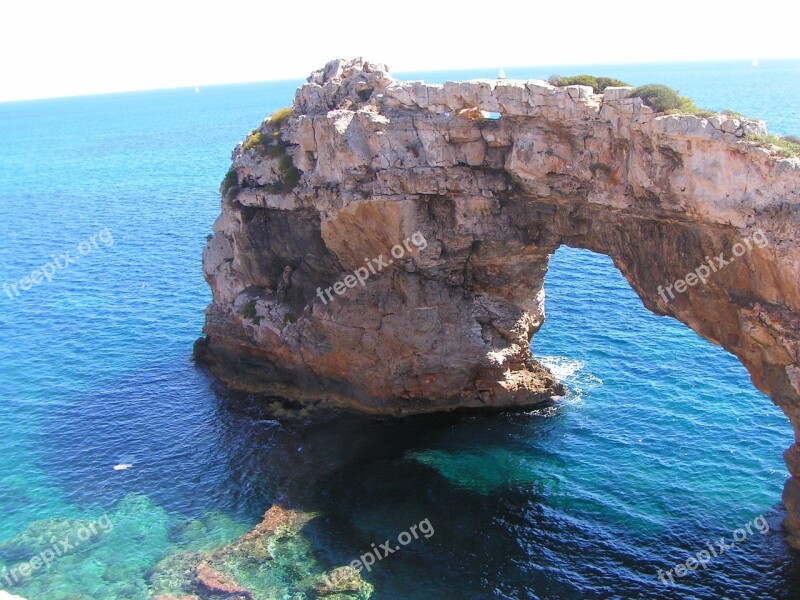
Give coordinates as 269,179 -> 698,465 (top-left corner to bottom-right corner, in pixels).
197,59 -> 800,542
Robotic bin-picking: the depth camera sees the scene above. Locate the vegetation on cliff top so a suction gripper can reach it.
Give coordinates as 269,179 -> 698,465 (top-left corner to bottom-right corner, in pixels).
239,107 -> 302,193
548,74 -> 630,92
268,106 -> 294,126
549,75 -> 717,118
629,84 -> 715,117
745,133 -> 800,158
242,107 -> 294,153
579,82 -> 800,155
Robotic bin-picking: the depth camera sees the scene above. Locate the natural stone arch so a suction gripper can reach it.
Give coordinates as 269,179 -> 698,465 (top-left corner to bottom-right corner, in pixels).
197,58 -> 800,544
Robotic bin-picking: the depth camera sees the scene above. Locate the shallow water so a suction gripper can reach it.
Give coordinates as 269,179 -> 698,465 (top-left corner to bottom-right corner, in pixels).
0,60 -> 798,598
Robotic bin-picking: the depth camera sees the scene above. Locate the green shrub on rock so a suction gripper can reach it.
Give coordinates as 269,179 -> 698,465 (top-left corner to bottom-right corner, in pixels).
596,76 -> 630,91
629,84 -> 682,112
239,108 -> 303,195
268,107 -> 294,126
242,299 -> 257,320
630,84 -> 714,117
721,109 -> 745,119
220,168 -> 239,200
746,134 -> 800,158
548,74 -> 630,92
242,130 -> 266,152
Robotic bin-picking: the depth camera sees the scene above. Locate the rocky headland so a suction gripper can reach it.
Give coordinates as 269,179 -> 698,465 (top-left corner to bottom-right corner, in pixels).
196,59 -> 800,544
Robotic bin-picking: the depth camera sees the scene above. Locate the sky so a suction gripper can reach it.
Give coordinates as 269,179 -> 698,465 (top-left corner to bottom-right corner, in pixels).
1,0 -> 798,102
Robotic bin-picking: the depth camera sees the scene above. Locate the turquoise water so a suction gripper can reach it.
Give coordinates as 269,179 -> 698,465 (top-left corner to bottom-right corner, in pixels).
0,60 -> 798,598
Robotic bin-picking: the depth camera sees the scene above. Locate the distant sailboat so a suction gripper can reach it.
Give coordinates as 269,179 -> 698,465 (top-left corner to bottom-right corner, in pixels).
751,58 -> 759,67
498,68 -> 506,80
195,85 -> 201,93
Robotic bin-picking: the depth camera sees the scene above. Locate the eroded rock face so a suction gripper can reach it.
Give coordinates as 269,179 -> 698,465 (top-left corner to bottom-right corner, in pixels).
198,58 -> 800,541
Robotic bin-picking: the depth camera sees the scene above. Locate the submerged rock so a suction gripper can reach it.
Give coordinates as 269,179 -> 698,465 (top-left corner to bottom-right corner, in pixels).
195,565 -> 252,598
315,566 -> 370,596
147,551 -> 205,597
148,505 -> 371,600
0,517 -> 82,563
0,493 -> 176,599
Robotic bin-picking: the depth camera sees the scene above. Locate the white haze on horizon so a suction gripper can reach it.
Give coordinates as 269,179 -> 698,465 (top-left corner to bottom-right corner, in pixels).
1,0 -> 798,102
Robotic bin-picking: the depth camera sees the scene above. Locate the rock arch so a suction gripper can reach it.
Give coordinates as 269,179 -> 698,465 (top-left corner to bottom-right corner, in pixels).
198,59 -> 800,544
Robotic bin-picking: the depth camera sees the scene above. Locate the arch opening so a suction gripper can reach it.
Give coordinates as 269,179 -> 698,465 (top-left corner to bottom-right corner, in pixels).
532,246 -> 790,503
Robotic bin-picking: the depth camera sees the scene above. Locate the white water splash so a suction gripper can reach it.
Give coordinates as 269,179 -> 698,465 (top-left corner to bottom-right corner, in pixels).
540,356 -> 583,381
538,355 -> 603,404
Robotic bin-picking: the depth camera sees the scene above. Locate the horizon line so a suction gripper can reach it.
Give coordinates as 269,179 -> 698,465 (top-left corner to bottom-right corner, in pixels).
2,55 -> 798,105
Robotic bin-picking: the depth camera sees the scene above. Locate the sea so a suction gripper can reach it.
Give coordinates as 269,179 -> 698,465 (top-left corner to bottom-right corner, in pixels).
0,59 -> 799,599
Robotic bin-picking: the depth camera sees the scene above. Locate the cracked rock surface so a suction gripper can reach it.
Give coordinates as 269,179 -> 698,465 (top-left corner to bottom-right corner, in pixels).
198,58 -> 800,543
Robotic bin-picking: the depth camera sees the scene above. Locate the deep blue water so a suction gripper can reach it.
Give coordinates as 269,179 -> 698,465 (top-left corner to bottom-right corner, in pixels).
0,60 -> 798,599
